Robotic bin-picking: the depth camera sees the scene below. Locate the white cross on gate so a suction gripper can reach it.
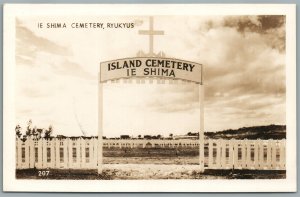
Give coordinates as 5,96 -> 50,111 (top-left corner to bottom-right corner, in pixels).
138,16 -> 164,56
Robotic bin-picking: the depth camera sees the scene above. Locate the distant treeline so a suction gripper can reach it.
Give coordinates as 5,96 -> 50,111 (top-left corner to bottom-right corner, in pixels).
16,120 -> 286,140
205,124 -> 286,140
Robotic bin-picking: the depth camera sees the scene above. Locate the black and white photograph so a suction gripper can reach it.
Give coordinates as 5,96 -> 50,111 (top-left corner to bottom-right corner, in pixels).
3,4 -> 296,192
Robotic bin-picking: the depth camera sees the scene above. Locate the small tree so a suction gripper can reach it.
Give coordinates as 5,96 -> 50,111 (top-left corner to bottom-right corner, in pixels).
138,135 -> 141,139
37,128 -> 43,139
44,125 -> 53,138
22,135 -> 27,142
169,133 -> 173,138
15,124 -> 22,138
26,119 -> 32,136
32,126 -> 38,138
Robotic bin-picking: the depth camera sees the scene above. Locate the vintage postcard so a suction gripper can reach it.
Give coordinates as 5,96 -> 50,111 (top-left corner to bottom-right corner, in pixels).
3,4 -> 296,192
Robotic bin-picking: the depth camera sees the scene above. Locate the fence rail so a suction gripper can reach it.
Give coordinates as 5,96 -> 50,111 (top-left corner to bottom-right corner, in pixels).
16,138 -> 285,170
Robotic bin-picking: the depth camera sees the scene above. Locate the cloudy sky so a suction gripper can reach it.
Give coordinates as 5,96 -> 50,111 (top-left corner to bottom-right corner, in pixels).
15,15 -> 286,137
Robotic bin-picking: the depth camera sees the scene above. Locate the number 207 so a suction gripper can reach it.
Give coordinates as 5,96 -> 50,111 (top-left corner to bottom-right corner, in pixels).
38,170 -> 49,176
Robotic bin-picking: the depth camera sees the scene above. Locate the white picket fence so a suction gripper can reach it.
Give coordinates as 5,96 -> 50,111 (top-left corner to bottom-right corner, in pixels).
16,137 -> 98,169
204,139 -> 285,170
16,137 -> 286,170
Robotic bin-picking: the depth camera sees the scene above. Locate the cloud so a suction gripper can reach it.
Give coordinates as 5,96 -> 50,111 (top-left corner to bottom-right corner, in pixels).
14,15 -> 286,135
52,60 -> 97,80
144,15 -> 286,129
145,84 -> 200,113
223,16 -> 284,33
223,16 -> 286,52
188,16 -> 286,99
21,85 -> 50,98
16,18 -> 95,81
191,16 -> 285,53
204,93 -> 285,131
15,18 -> 98,136
16,19 -> 71,65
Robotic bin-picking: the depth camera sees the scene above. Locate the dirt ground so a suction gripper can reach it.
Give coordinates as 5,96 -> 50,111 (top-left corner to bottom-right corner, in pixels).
16,165 -> 286,180
104,156 -> 200,165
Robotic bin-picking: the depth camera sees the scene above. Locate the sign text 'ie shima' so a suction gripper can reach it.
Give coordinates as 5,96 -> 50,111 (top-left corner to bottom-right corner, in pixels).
100,57 -> 202,84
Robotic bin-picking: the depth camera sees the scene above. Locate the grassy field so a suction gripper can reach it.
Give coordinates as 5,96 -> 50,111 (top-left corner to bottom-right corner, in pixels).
103,147 -> 199,164
103,147 -> 199,157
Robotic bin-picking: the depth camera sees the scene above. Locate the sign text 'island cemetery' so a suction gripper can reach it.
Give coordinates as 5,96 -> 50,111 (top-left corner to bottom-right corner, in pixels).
100,57 -> 202,84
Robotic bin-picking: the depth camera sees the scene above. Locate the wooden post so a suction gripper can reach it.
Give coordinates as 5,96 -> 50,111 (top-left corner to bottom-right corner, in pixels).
67,138 -> 71,169
29,137 -> 34,168
63,139 -> 67,169
208,140 -> 213,168
16,139 -> 20,169
241,140 -> 246,169
55,138 -> 60,169
81,138 -> 85,169
280,139 -> 286,169
93,138 -> 98,169
216,140 -> 221,168
42,139 -> 46,169
271,140 -> 276,170
229,139 -> 234,169
258,140 -> 264,170
233,140 -> 238,168
220,140 -> 226,168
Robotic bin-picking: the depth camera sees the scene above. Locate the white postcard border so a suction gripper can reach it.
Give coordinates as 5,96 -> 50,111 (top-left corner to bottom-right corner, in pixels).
3,4 -> 297,192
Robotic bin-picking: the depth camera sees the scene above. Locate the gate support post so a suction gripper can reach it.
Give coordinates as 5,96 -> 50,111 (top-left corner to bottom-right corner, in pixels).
199,83 -> 205,172
98,77 -> 103,174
